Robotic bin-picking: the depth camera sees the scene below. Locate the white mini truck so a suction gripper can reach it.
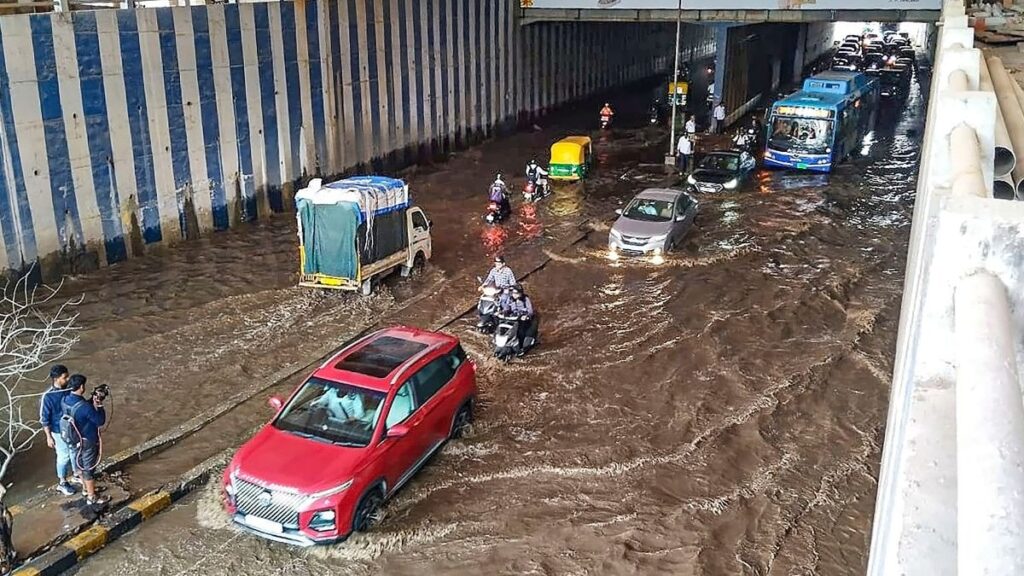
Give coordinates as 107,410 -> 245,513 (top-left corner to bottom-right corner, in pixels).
296,176 -> 432,295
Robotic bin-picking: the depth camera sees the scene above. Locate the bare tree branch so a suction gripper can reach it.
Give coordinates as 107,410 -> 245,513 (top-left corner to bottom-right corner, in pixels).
0,265 -> 81,482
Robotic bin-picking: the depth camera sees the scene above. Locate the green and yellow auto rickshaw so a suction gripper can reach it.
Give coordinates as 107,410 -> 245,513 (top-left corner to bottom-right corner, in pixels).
548,136 -> 592,181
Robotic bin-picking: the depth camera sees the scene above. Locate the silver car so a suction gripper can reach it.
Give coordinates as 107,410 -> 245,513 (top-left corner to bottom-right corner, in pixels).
608,188 -> 698,263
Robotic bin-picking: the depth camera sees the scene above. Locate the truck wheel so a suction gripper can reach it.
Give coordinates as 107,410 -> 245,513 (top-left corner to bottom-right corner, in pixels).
360,279 -> 373,295
401,253 -> 426,278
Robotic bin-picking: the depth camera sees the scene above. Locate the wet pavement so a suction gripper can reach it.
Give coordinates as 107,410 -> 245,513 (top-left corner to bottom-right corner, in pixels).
38,68 -> 926,574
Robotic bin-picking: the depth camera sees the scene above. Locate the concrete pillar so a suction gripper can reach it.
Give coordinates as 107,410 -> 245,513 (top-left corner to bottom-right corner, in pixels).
712,24 -> 727,104
793,23 -> 807,82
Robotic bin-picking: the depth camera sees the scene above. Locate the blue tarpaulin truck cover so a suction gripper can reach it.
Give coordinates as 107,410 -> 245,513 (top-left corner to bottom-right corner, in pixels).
296,177 -> 410,280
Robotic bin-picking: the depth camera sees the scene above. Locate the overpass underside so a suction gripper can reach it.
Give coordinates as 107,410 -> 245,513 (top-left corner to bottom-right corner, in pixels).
520,8 -> 941,24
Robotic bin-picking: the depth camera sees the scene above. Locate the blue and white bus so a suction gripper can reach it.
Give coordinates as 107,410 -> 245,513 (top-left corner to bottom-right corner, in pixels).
763,71 -> 879,172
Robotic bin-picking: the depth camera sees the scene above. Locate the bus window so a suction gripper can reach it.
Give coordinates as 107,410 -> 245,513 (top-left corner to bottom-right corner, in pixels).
768,116 -> 833,154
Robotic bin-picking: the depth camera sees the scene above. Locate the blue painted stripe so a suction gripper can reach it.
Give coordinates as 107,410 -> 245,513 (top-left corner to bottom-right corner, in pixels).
253,4 -> 282,212
424,0 -> 435,143
306,0 -> 327,173
474,0 -> 482,128
365,0 -> 380,164
483,0 -> 490,130
191,8 -> 228,229
412,0 -> 423,142
439,0 -> 449,138
398,0 -> 410,146
450,0 -> 460,135
346,0 -> 363,163
73,13 -> 126,264
155,9 -> 192,238
0,25 -> 37,269
116,12 -> 162,242
30,15 -> 86,255
381,0 -> 394,154
224,5 -> 256,221
463,0 -> 470,131
327,0 -> 343,169
279,3 -> 302,183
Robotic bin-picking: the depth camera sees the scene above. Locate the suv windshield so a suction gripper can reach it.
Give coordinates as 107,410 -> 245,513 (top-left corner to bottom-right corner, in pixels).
768,116 -> 833,154
699,154 -> 739,173
273,377 -> 386,447
623,198 -> 674,222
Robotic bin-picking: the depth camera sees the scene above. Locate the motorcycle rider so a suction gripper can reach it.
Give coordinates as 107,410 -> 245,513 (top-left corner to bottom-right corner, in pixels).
599,102 -> 614,126
488,174 -> 510,217
525,160 -> 549,198
499,284 -> 538,356
732,129 -> 752,151
478,255 -> 517,329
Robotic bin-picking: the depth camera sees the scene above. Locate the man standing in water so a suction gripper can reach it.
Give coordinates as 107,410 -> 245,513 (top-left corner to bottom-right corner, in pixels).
39,364 -> 77,496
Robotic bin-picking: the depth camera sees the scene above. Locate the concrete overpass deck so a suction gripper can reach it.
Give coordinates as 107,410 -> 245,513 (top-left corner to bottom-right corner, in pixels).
520,7 -> 941,24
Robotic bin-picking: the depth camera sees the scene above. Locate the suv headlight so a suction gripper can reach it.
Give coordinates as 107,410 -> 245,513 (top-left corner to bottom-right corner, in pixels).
309,509 -> 337,532
686,175 -> 697,185
649,234 -> 668,244
609,229 -> 622,239
723,178 -> 738,190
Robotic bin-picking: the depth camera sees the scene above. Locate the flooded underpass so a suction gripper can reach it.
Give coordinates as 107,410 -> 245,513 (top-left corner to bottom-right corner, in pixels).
49,70 -> 928,575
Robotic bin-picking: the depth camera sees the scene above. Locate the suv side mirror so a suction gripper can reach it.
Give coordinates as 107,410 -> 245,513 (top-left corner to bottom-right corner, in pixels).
427,219 -> 433,229
676,215 -> 685,222
386,424 -> 410,439
268,396 -> 284,412
615,208 -> 622,215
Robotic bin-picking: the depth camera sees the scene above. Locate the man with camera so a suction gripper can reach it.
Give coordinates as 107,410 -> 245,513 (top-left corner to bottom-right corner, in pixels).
60,375 -> 109,506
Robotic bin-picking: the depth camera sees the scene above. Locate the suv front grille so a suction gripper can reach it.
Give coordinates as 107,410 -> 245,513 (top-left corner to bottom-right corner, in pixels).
234,478 -> 304,528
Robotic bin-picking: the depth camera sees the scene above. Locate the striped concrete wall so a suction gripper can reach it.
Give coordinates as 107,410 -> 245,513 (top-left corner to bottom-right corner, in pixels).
0,1 -> 673,279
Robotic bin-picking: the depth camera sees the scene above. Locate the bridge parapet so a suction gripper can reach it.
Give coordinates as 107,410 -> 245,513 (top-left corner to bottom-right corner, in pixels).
869,2 -> 1024,574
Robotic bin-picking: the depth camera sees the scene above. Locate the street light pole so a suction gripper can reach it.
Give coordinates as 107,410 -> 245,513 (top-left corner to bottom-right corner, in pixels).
666,0 -> 683,165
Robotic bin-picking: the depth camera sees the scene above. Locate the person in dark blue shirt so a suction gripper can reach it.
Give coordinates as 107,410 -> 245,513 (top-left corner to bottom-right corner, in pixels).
61,375 -> 108,506
39,365 -> 76,496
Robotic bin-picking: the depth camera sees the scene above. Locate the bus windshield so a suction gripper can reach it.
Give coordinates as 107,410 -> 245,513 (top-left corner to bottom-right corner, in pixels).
768,116 -> 833,155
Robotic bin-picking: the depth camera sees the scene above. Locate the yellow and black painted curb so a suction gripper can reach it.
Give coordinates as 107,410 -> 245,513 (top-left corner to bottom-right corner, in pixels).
11,449 -> 229,576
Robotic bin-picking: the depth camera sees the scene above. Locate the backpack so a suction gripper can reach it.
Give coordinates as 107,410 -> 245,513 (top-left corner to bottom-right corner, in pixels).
59,400 -> 86,449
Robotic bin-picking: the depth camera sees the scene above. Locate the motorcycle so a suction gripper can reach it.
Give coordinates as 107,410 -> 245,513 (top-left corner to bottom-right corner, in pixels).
476,282 -> 501,333
484,198 -> 510,225
493,313 -> 536,361
523,178 -> 549,203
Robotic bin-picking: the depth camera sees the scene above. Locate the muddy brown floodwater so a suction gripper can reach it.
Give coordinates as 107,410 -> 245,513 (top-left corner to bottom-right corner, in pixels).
65,71 -> 926,575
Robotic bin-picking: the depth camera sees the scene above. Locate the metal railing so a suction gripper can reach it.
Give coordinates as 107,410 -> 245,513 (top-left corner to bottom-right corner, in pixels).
868,1 -> 1024,574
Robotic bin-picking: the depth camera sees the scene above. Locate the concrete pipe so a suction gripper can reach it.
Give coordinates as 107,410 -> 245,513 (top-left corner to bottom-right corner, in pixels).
980,58 -> 1017,178
950,124 -> 988,198
994,174 -> 1016,199
986,57 -> 1024,194
955,271 -> 1024,576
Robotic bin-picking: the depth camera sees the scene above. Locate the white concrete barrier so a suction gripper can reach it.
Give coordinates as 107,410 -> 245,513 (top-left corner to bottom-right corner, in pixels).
868,2 -> 1024,574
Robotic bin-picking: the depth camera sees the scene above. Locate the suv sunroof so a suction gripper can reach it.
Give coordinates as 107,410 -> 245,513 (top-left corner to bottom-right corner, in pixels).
334,336 -> 428,378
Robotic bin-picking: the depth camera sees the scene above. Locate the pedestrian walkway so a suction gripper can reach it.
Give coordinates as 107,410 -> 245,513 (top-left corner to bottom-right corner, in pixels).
10,482 -> 129,565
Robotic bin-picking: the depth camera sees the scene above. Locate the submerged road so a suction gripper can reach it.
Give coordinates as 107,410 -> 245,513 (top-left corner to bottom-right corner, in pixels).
58,72 -> 926,575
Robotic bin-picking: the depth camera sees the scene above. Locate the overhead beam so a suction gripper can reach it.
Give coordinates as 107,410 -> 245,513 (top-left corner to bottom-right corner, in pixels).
519,8 -> 941,24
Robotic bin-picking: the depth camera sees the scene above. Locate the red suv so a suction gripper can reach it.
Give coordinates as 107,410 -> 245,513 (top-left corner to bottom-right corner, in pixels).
223,326 -> 477,545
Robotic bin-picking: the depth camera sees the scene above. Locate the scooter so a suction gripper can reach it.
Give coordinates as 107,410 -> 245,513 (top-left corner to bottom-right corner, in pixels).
484,198 -> 510,225
494,313 -> 520,361
493,313 -> 537,361
476,282 -> 501,333
523,178 -> 549,203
